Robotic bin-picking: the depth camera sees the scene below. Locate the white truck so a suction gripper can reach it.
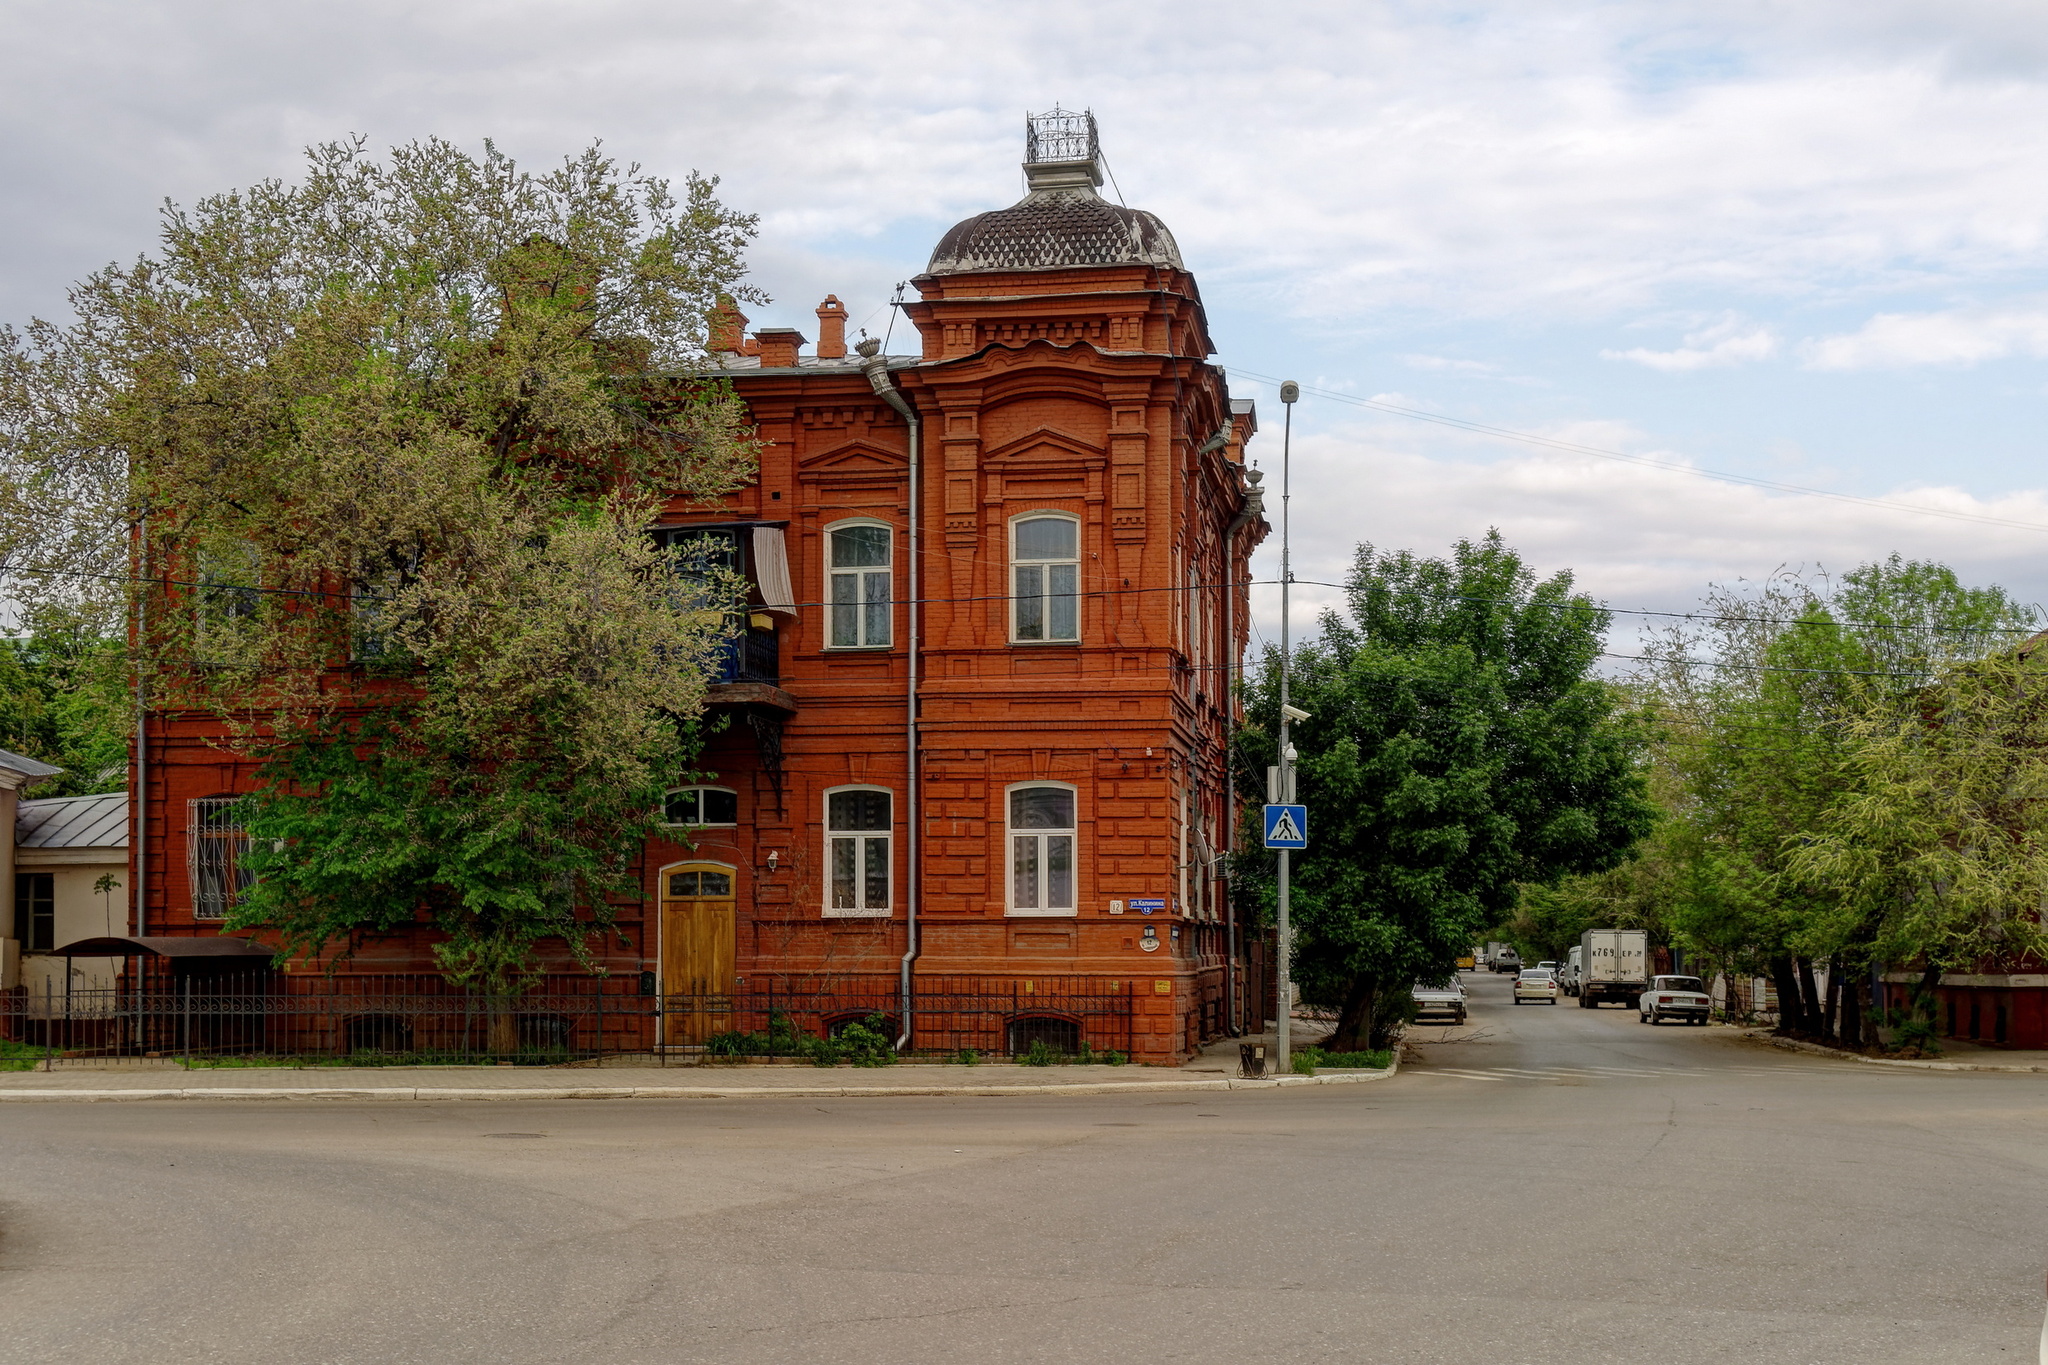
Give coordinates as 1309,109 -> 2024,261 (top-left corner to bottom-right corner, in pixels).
1577,928 -> 1648,1009
1559,946 -> 1582,996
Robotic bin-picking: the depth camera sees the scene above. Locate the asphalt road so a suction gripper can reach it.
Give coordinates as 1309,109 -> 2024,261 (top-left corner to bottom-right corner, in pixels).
1,969 -> 2043,1364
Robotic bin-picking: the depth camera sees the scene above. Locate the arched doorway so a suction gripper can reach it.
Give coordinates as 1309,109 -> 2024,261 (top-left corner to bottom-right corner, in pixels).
660,862 -> 737,1045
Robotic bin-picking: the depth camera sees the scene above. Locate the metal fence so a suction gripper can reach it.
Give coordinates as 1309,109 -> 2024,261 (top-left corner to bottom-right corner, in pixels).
0,972 -> 1135,1069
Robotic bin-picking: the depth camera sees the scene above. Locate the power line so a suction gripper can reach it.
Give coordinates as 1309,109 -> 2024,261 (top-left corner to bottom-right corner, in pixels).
1229,369 -> 2048,537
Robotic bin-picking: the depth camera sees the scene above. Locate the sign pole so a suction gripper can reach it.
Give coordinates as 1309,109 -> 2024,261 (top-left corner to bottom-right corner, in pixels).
1275,380 -> 1298,1073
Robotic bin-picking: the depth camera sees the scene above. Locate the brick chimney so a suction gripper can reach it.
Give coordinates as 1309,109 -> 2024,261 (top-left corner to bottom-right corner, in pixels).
814,295 -> 849,359
754,327 -> 807,369
709,296 -> 749,353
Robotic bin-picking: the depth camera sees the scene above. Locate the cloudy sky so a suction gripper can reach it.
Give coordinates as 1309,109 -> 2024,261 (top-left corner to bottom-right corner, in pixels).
7,0 -> 2048,652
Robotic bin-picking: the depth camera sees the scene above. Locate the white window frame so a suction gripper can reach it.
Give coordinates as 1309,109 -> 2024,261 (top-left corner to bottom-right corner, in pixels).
1008,512 -> 1081,644
1005,780 -> 1079,917
824,518 -> 894,650
823,785 -> 893,919
661,786 -> 740,829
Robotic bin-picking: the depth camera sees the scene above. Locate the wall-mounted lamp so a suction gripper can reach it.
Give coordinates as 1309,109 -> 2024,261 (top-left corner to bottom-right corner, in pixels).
766,850 -> 780,872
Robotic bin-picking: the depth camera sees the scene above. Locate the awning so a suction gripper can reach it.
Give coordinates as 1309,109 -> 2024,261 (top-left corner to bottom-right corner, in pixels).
54,936 -> 273,959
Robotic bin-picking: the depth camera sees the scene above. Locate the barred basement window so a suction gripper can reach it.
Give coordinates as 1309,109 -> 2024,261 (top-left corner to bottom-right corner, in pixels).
188,796 -> 253,920
825,787 -> 891,916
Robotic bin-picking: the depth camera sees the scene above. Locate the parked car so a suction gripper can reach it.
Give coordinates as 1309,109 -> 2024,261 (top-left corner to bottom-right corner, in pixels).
1639,975 -> 1712,1025
1512,969 -> 1560,1005
1412,980 -> 1468,1024
1537,960 -> 1559,973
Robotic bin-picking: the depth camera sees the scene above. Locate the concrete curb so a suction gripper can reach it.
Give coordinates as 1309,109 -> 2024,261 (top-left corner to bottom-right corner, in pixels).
0,1060 -> 1399,1103
1742,1029 -> 2048,1074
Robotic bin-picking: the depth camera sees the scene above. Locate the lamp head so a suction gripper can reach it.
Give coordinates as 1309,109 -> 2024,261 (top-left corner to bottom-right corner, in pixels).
1279,380 -> 1299,405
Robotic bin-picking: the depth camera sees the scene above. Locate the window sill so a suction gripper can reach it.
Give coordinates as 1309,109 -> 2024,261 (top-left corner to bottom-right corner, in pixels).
1005,908 -> 1080,918
658,824 -> 739,833
823,907 -> 892,919
1007,639 -> 1080,648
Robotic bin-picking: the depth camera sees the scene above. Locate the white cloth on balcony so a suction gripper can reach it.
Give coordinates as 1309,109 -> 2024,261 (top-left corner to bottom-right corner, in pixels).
751,526 -> 798,619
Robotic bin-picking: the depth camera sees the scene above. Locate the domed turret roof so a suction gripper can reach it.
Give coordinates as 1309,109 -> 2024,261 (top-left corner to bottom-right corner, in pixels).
926,147 -> 1183,276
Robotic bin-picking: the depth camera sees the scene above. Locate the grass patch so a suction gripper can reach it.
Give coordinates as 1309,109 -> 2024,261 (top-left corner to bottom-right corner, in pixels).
0,1040 -> 56,1071
1291,1046 -> 1393,1076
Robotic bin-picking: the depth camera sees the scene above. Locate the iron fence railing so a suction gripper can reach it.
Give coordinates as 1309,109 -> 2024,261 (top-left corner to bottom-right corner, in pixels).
0,972 -> 1135,1069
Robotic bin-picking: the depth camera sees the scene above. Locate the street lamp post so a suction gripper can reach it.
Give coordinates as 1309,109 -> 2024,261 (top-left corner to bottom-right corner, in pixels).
1275,379 -> 1298,1073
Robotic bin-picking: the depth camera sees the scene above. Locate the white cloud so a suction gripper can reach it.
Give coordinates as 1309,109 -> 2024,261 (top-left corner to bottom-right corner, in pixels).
1805,299 -> 2048,369
1245,414 -> 2048,658
1603,317 -> 1779,371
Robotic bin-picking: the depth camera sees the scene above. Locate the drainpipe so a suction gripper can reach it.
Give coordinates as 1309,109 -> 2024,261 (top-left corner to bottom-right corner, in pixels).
1219,467 -> 1263,1034
134,512 -> 147,939
858,338 -> 922,1052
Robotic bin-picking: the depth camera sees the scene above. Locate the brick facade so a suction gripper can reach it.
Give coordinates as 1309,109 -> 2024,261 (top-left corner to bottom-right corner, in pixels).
129,124 -> 1269,1063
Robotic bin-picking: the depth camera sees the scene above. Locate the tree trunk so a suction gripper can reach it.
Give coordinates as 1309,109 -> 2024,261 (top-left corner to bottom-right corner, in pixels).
1795,957 -> 1824,1038
1326,975 -> 1377,1053
1768,955 -> 1803,1035
1838,959 -> 1864,1051
1822,953 -> 1843,1045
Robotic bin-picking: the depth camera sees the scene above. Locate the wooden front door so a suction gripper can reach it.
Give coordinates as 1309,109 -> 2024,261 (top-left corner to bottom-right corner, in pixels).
660,864 -> 737,1046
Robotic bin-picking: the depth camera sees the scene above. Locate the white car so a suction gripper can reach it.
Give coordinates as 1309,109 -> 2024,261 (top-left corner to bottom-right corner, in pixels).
1411,979 -> 1468,1024
1512,969 -> 1559,1005
1639,975 -> 1712,1025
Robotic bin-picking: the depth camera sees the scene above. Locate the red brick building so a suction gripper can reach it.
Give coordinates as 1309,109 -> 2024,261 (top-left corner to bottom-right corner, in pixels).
125,110 -> 1268,1062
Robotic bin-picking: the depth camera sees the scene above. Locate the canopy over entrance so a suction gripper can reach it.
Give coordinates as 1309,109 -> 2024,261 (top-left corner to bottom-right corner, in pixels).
53,936 -> 272,959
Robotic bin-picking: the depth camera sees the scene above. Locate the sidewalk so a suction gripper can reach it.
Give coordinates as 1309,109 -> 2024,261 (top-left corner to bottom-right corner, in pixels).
1744,1030 -> 2048,1073
0,1036 -> 1395,1102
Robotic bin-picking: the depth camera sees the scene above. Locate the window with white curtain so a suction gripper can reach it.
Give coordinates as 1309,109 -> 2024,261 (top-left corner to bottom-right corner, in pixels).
1008,784 -> 1077,915
825,787 -> 891,915
827,522 -> 892,648
1011,516 -> 1079,642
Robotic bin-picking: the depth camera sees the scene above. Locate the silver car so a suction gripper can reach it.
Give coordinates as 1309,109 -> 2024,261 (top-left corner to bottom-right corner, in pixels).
1639,975 -> 1711,1025
1412,979 -> 1468,1024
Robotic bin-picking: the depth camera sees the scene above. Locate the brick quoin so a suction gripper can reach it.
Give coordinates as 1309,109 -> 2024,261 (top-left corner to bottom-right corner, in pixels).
133,112 -> 1270,1064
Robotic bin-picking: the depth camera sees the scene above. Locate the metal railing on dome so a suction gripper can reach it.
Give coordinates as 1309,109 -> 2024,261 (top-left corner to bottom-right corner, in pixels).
1025,107 -> 1098,166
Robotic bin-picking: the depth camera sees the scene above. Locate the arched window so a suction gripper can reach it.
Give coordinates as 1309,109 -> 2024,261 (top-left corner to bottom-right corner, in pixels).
825,786 -> 892,916
663,787 -> 739,827
826,521 -> 892,648
1010,515 -> 1079,642
188,796 -> 253,921
1007,783 -> 1076,915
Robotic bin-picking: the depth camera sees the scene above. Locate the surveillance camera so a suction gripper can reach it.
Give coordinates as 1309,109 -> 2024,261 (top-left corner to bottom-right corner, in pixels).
1280,703 -> 1311,723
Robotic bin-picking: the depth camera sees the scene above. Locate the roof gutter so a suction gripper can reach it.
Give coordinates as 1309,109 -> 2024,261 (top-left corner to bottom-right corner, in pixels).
858,339 -> 923,1053
1220,465 -> 1265,1035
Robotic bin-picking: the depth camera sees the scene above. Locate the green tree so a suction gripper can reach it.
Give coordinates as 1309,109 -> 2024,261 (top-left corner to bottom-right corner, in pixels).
1240,531 -> 1656,1050
0,137 -> 765,1027
1637,558 -> 2036,1045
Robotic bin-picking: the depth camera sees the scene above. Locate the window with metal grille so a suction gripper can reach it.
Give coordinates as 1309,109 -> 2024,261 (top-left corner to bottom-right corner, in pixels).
13,872 -> 52,952
188,796 -> 253,920
1011,516 -> 1079,642
1008,785 -> 1076,915
825,787 -> 890,916
827,522 -> 891,648
663,787 -> 739,827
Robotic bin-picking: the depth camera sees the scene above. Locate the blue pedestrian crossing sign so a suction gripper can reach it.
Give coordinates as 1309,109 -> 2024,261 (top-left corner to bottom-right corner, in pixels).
1262,804 -> 1308,850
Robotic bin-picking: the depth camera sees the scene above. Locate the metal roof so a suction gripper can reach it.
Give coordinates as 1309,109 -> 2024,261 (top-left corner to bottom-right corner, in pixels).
927,190 -> 1183,276
0,747 -> 62,781
17,791 -> 127,850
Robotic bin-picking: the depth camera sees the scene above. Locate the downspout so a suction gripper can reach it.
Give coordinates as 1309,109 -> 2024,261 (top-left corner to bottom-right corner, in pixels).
134,511 -> 147,939
859,339 -> 922,1052
1218,463 -> 1263,1034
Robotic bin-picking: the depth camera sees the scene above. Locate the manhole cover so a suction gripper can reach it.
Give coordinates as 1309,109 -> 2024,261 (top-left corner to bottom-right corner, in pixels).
484,1133 -> 546,1139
